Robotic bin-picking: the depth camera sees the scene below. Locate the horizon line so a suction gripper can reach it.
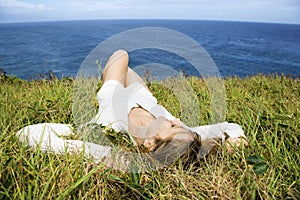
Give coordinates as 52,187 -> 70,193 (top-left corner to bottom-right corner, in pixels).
1,18 -> 299,26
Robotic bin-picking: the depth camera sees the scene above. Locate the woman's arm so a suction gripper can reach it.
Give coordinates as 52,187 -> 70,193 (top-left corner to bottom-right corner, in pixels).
16,123 -> 111,161
185,122 -> 247,141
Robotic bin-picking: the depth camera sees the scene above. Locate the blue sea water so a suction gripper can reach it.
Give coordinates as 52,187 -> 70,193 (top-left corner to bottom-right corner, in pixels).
0,20 -> 299,79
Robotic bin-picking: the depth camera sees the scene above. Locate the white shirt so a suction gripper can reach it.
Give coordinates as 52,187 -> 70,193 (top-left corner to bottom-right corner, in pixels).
90,80 -> 176,132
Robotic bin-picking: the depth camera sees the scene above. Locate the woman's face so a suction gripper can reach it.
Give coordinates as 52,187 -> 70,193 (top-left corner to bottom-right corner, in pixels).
143,118 -> 194,151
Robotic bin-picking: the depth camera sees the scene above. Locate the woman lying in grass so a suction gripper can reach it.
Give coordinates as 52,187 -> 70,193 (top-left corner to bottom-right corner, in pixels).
16,50 -> 248,171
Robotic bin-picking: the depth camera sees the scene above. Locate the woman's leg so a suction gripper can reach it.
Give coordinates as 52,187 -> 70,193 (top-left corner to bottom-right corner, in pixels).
102,49 -> 129,86
102,49 -> 149,90
125,68 -> 150,90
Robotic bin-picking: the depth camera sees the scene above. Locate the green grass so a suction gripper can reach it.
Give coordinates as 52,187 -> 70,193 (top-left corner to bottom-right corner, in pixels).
0,74 -> 299,199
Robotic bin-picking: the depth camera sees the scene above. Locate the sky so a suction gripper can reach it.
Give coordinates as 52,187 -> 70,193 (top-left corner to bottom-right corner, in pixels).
0,0 -> 300,24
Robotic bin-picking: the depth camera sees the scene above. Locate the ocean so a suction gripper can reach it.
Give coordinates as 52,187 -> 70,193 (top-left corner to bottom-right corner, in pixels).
0,20 -> 299,79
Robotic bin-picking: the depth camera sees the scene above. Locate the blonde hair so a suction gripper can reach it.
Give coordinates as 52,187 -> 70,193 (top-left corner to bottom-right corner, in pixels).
148,126 -> 202,166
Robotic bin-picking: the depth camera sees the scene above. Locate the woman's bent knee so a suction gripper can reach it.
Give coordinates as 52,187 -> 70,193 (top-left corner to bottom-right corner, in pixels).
113,49 -> 128,58
102,49 -> 129,85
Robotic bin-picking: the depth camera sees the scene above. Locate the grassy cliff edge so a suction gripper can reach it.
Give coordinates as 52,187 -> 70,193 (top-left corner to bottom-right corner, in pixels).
0,75 -> 299,199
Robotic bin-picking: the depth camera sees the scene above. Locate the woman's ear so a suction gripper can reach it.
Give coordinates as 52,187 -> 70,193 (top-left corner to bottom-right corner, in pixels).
143,139 -> 156,152
143,138 -> 155,149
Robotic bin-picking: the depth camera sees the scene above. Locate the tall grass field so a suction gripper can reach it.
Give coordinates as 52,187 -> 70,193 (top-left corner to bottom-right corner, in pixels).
0,74 -> 299,199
